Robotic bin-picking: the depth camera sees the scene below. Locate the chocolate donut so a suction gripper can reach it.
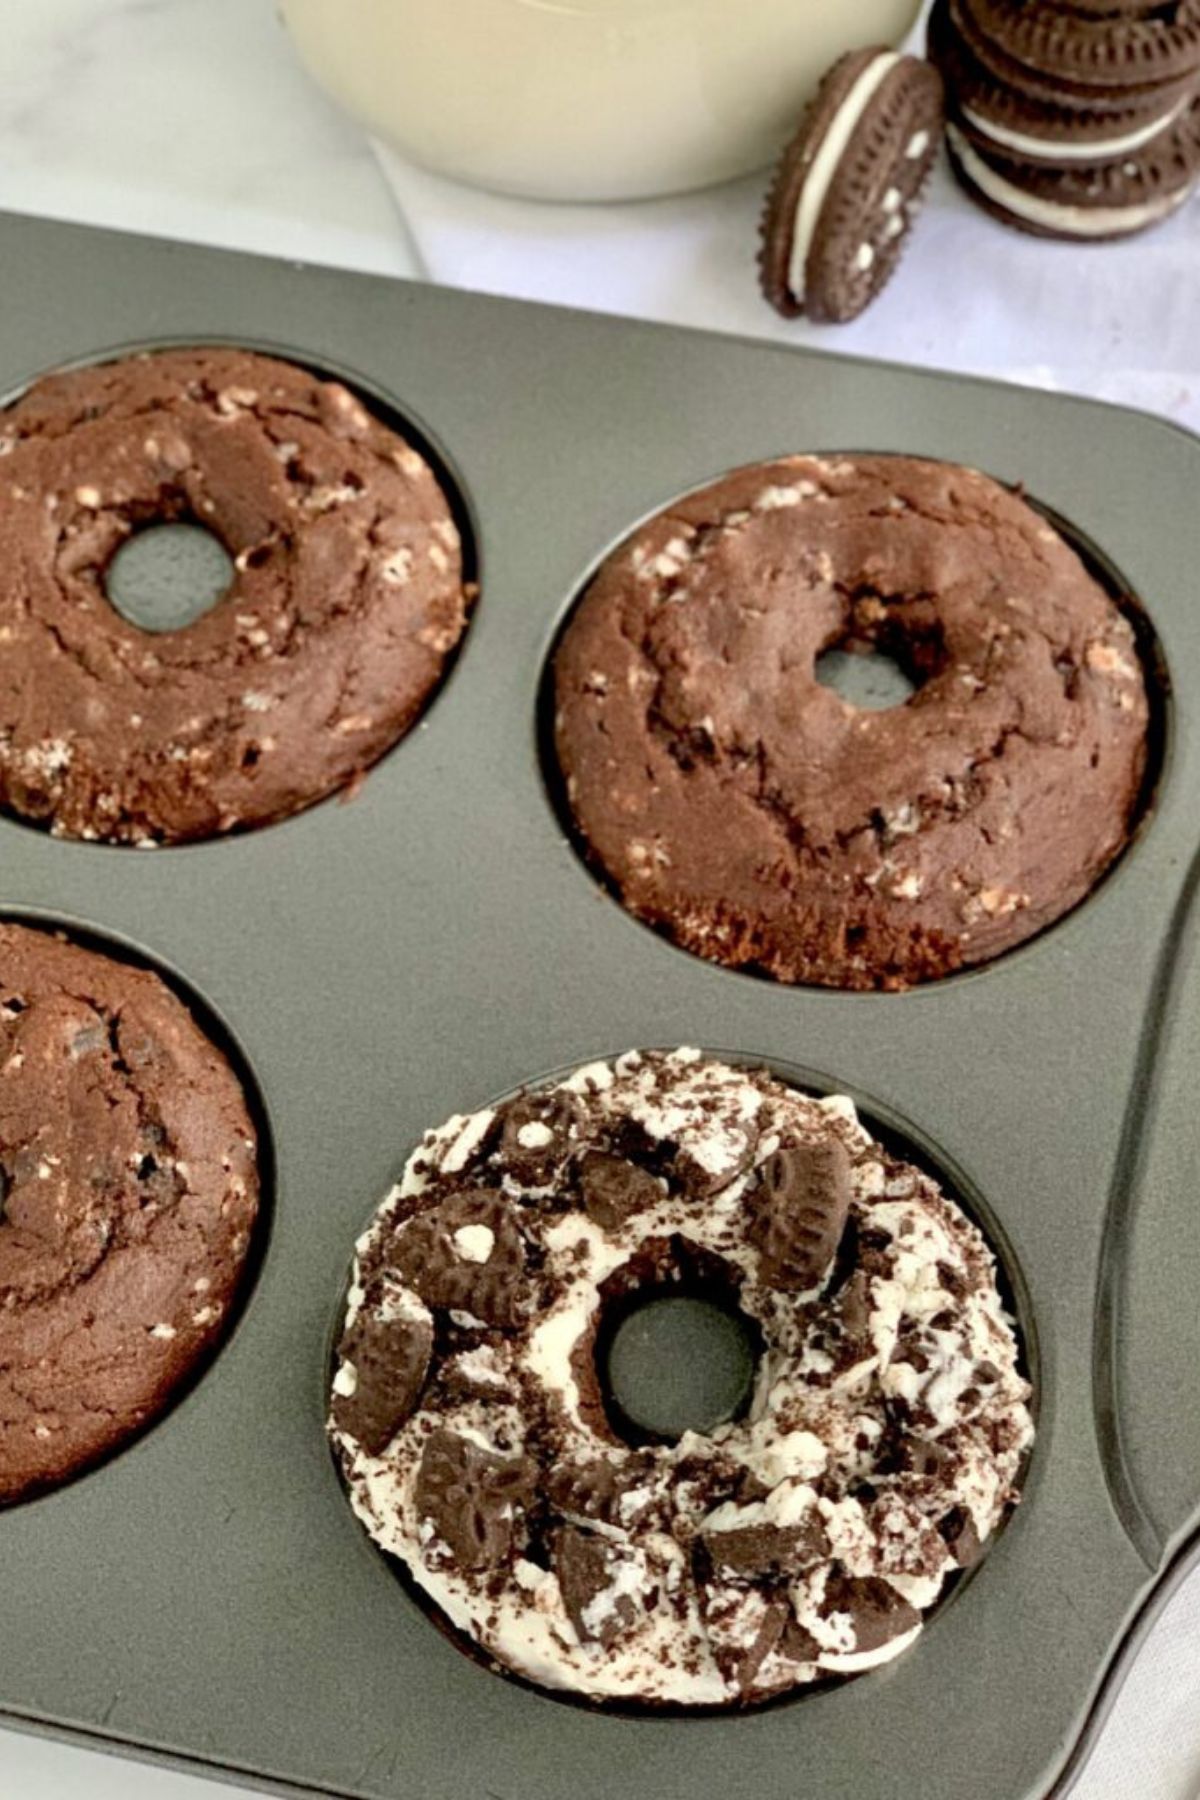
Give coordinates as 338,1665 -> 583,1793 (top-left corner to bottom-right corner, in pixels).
329,1050 -> 1033,1706
0,923 -> 260,1503
552,454 -> 1151,990
0,348 -> 473,844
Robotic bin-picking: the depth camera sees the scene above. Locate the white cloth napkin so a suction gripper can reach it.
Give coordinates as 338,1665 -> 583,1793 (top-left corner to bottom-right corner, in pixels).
373,145 -> 1200,436
371,47 -> 1200,1796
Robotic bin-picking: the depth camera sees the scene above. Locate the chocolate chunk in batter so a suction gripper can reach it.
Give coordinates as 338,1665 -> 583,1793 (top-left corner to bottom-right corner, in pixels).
387,1190 -> 526,1327
0,923 -> 259,1504
576,1152 -> 662,1232
554,1526 -> 640,1646
333,1307 -> 433,1455
415,1430 -> 537,1571
749,1137 -> 852,1291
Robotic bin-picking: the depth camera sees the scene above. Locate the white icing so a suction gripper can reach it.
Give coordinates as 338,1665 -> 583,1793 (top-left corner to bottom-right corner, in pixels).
439,1108 -> 497,1174
961,96 -> 1185,165
787,51 -> 901,302
947,124 -> 1187,237
561,1059 -> 615,1094
377,1282 -> 434,1329
817,1623 -> 922,1674
887,1570 -> 946,1609
450,1346 -> 508,1389
578,1545 -> 650,1641
703,1479 -> 819,1538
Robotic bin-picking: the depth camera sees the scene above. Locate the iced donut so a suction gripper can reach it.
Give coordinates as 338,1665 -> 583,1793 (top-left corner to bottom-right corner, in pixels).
329,1049 -> 1033,1706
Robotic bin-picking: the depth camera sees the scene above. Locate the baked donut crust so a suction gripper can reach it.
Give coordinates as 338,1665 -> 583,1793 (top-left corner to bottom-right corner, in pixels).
329,1050 -> 1033,1706
552,454 -> 1150,989
0,348 -> 472,844
0,923 -> 260,1503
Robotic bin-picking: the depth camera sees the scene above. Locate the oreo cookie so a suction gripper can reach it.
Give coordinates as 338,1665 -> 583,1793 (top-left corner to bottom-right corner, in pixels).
929,0 -> 1192,159
930,0 -> 1200,238
938,0 -> 1199,113
952,88 -> 1194,169
759,48 -> 944,324
946,93 -> 1200,239
747,1137 -> 852,1292
967,0 -> 1200,90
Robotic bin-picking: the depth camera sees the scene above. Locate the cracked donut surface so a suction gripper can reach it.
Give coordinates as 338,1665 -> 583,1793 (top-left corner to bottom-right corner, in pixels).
330,1049 -> 1033,1706
0,348 -> 472,844
0,923 -> 259,1502
552,455 -> 1151,989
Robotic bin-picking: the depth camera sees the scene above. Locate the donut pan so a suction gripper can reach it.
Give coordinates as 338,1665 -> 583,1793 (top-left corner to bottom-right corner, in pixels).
1,207 -> 1199,1800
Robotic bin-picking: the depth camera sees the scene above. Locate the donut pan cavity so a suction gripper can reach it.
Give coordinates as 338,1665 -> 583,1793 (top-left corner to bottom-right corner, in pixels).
1,209 -> 1199,1800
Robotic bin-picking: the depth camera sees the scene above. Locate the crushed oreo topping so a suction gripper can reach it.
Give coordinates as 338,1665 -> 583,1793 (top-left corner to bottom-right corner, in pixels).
330,1050 -> 1033,1708
554,1525 -> 642,1646
415,1429 -> 537,1572
333,1305 -> 433,1455
749,1137 -> 853,1291
386,1189 -> 526,1327
577,1151 -> 663,1231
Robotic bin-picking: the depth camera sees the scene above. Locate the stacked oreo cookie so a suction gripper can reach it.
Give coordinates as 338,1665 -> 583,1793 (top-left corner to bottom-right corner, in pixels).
928,0 -> 1200,238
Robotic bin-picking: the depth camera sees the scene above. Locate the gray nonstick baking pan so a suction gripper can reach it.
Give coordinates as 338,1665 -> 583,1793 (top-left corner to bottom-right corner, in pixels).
1,208 -> 1199,1800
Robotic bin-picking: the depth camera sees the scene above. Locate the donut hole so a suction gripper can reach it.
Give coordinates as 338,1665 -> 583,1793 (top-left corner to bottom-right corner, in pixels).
814,605 -> 945,713
594,1244 -> 765,1446
599,1289 -> 761,1445
813,647 -> 916,711
104,521 -> 234,633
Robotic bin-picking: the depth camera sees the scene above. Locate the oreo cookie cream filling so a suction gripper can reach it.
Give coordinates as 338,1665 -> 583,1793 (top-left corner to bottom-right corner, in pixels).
329,1050 -> 1033,1706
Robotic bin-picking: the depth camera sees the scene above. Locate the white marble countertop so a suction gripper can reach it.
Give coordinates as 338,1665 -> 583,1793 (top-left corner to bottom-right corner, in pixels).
1,4 -> 1199,1798
0,0 -> 419,281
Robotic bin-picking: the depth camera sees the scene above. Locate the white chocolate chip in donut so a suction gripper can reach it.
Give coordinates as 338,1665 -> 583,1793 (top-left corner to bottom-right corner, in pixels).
381,547 -> 414,586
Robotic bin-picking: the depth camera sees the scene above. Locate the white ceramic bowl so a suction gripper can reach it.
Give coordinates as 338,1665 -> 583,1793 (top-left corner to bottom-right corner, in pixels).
280,0 -> 925,203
